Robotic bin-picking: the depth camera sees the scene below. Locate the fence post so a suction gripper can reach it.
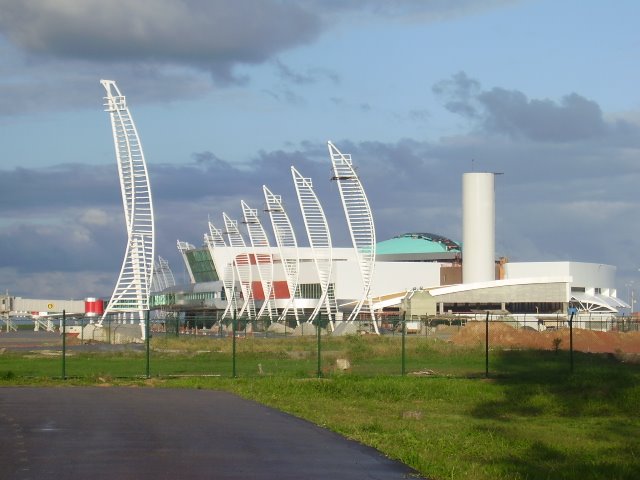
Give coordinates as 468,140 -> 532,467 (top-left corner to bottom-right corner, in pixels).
232,312 -> 237,378
485,311 -> 490,378
569,311 -> 574,373
317,313 -> 322,378
145,310 -> 150,379
62,309 -> 66,380
401,312 -> 406,376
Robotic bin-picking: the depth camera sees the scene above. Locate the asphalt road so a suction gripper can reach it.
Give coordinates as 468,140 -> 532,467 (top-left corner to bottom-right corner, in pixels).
0,387 -> 424,479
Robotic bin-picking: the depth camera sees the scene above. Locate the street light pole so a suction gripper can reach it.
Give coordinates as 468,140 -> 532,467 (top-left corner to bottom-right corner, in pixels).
626,282 -> 635,315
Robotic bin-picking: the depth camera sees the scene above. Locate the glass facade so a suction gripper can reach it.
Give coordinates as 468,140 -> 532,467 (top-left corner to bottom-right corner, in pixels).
185,249 -> 219,282
150,289 -> 225,309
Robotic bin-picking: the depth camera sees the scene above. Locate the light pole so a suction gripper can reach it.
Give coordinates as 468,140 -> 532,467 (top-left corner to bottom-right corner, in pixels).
626,281 -> 635,315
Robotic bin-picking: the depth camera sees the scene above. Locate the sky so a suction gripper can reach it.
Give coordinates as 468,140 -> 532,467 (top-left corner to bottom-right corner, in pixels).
1,0 -> 639,303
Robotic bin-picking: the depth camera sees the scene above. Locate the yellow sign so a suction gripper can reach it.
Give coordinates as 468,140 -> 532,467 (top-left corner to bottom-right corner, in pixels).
47,303 -> 54,310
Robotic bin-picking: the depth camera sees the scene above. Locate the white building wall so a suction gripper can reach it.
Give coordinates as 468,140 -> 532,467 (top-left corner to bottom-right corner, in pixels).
371,262 -> 441,297
332,261 -> 362,300
333,261 -> 441,300
12,298 -> 86,315
504,262 -> 617,297
568,262 -> 616,295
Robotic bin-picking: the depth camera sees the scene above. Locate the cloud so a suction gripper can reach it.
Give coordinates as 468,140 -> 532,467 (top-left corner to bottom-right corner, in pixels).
0,64 -> 215,116
0,0 -> 518,117
306,0 -> 516,23
0,0 -> 322,82
432,71 -> 482,119
79,209 -> 110,226
479,90 -> 607,141
433,72 -> 640,143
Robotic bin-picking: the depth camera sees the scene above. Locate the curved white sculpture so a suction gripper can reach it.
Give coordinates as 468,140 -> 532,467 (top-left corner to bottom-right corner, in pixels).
176,240 -> 196,283
263,185 -> 300,323
100,80 -> 154,324
151,256 -> 175,292
328,141 -> 376,328
205,222 -> 238,320
291,166 -> 337,326
223,213 -> 256,319
242,201 -> 275,320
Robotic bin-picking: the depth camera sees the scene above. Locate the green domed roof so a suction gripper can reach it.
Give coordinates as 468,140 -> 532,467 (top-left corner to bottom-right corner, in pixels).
376,233 -> 460,254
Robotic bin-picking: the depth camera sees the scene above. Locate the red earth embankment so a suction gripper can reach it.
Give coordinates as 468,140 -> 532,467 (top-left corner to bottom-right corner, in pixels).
451,321 -> 640,354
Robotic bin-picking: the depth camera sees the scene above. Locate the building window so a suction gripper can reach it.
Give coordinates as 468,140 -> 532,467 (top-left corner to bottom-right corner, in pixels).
185,249 -> 219,282
295,283 -> 333,299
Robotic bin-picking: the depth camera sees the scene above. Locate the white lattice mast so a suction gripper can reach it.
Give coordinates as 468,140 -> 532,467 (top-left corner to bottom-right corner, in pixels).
159,257 -> 176,289
177,240 -> 196,283
205,222 -> 239,320
263,185 -> 300,324
291,166 -> 337,327
328,141 -> 377,330
242,201 -> 275,320
152,256 -> 175,292
223,213 -> 256,319
100,80 -> 154,324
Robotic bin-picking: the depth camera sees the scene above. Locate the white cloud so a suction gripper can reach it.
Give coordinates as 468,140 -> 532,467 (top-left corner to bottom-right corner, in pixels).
78,208 -> 110,226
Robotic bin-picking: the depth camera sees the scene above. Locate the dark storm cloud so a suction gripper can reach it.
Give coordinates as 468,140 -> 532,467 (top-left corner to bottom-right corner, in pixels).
433,72 -> 640,143
0,147 -> 338,293
0,0 -> 321,83
0,164 -> 117,214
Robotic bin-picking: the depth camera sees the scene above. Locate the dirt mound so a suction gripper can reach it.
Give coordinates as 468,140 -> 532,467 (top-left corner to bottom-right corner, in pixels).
451,321 -> 640,354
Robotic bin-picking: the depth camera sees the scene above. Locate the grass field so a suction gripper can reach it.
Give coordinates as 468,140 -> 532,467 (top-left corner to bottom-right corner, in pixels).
1,334 -> 639,479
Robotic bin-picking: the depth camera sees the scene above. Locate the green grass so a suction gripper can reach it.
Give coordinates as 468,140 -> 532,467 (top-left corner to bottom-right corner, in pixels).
1,335 -> 639,479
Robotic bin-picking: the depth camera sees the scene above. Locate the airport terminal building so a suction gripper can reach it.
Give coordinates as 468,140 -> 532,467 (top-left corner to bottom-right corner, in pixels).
150,167 -> 627,331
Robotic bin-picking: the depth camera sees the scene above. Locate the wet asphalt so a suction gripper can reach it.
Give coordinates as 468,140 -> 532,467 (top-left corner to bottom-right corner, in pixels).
0,387 -> 424,479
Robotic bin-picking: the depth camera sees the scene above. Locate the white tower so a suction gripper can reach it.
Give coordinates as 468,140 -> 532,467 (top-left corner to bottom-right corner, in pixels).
100,80 -> 154,325
462,172 -> 495,284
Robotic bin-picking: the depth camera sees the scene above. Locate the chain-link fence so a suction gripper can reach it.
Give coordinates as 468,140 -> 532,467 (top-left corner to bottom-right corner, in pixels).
1,312 -> 639,380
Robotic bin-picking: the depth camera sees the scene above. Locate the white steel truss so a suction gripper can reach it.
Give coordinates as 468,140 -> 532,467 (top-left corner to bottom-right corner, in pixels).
223,213 -> 256,320
263,185 -> 300,324
151,256 -> 176,292
177,240 -> 196,283
204,222 -> 238,320
100,80 -> 154,324
241,201 -> 275,320
328,141 -> 377,330
291,166 -> 337,327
